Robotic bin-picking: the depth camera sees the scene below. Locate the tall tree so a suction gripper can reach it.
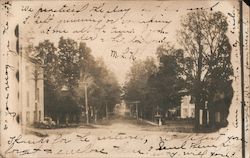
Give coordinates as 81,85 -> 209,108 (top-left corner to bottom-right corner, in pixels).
34,37 -> 121,124
178,10 -> 233,129
35,40 -> 59,88
34,40 -> 62,122
58,37 -> 81,92
34,38 -> 87,124
124,57 -> 157,119
77,58 -> 121,121
148,45 -> 186,115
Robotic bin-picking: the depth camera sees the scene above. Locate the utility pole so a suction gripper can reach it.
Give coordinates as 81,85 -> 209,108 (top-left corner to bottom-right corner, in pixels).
80,73 -> 93,125
84,82 -> 89,125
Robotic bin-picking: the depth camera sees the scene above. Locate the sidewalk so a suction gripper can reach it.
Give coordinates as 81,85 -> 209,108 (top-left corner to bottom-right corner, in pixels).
139,118 -> 195,133
138,118 -> 158,126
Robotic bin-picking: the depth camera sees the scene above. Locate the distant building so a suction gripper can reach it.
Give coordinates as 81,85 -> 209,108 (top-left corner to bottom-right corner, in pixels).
180,95 -> 195,118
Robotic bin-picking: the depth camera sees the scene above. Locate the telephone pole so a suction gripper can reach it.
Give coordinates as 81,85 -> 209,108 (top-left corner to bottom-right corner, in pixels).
84,82 -> 89,125
80,73 -> 93,125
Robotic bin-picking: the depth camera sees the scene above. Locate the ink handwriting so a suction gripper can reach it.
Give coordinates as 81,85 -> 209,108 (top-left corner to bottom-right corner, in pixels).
5,65 -> 17,118
4,132 -> 243,157
18,2 -> 176,60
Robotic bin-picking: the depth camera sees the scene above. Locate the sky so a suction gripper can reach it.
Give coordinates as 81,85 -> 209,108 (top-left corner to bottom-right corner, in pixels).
16,0 -> 246,85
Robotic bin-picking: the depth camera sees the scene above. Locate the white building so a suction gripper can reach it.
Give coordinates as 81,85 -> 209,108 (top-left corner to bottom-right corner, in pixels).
180,95 -> 195,118
15,51 -> 44,126
19,56 -> 44,126
2,25 -> 44,132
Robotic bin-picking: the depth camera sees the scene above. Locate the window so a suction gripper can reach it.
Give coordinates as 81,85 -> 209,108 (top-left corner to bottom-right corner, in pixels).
34,111 -> 36,122
39,111 -> 41,122
205,101 -> 208,109
27,91 -> 29,107
182,108 -> 188,117
25,66 -> 29,79
37,88 -> 39,101
191,108 -> 195,117
215,112 -> 221,123
26,111 -> 30,123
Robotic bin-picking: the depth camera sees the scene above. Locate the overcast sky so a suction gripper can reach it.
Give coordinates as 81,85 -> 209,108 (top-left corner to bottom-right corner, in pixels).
15,0 -> 248,85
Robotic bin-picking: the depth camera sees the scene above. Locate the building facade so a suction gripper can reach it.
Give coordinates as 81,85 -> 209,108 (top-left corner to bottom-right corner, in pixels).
20,57 -> 44,126
180,95 -> 195,118
2,24 -> 45,132
18,54 -> 44,126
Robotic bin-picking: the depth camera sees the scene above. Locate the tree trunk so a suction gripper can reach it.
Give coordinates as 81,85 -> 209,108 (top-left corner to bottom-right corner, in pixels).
195,101 -> 200,130
194,34 -> 203,131
94,108 -> 97,123
209,107 -> 215,129
202,109 -> 207,126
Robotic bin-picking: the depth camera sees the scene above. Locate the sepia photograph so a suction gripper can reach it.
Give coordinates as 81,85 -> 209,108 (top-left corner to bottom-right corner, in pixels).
0,0 -> 249,157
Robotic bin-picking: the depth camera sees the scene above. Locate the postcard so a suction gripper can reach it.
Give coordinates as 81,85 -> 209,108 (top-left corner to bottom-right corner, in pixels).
0,0 -> 249,157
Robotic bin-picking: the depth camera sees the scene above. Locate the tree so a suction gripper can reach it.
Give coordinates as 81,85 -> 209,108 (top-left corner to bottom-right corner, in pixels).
35,40 -> 58,83
123,57 -> 157,119
58,37 -> 81,91
34,37 -> 121,124
34,40 -> 61,104
178,10 -> 233,129
148,45 -> 186,118
76,58 -> 121,121
35,38 -> 84,124
91,58 -> 121,119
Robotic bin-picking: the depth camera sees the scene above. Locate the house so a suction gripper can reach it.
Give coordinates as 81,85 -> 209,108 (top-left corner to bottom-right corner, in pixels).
180,95 -> 195,118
